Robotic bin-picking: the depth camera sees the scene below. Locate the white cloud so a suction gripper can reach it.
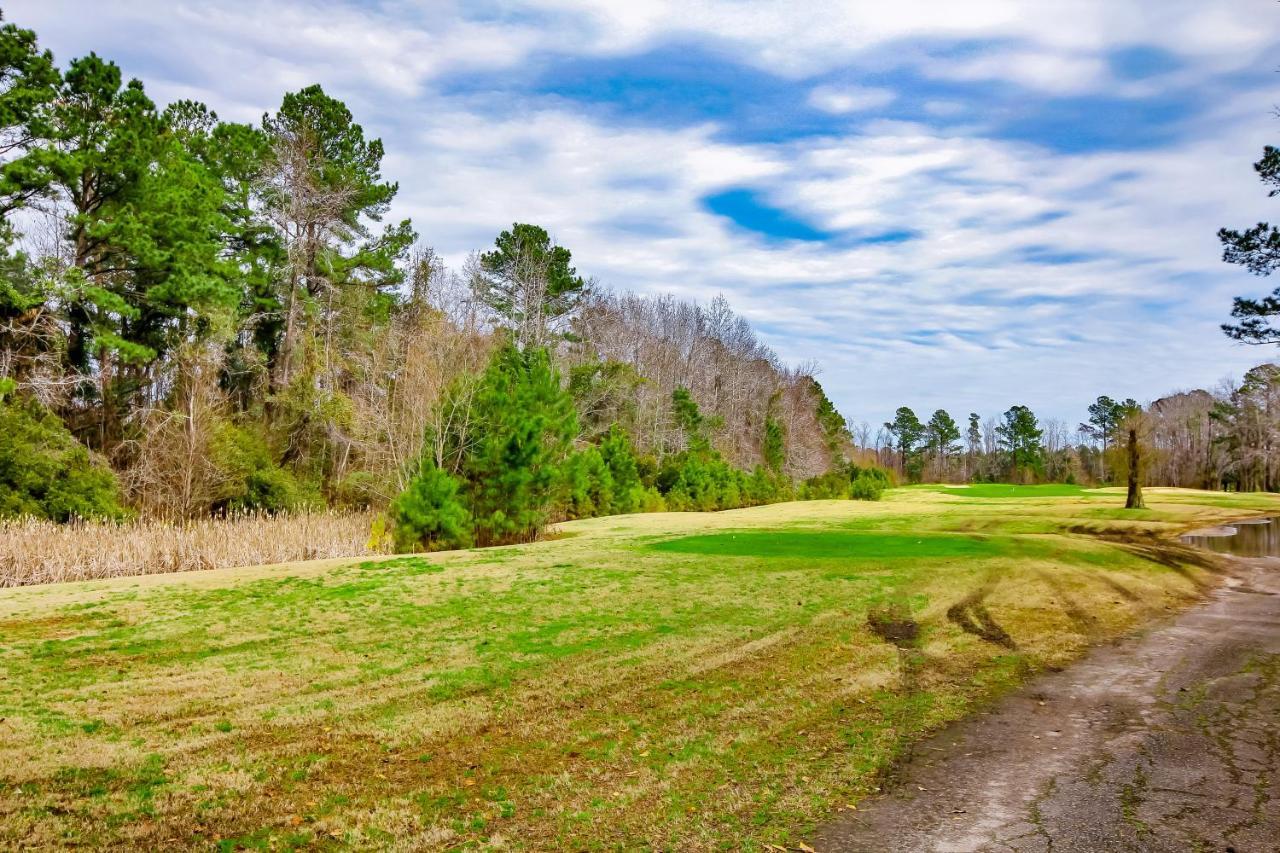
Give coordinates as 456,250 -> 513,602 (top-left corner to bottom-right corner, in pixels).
806,85 -> 896,114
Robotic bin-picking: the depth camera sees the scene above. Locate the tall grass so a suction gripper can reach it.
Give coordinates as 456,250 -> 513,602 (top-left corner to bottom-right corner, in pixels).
0,511 -> 390,587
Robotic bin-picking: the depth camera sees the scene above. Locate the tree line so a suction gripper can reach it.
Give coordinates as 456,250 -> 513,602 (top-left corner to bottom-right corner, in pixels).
0,13 -> 884,544
871,399 -> 1132,486
870,357 -> 1280,495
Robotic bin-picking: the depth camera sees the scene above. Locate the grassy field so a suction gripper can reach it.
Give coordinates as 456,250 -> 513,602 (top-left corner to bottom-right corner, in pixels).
1,487 -> 1277,850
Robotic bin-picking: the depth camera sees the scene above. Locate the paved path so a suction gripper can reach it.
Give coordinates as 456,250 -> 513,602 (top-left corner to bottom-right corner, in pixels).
813,556 -> 1280,853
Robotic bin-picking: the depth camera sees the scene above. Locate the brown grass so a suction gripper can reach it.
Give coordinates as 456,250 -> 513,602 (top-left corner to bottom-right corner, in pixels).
0,511 -> 389,587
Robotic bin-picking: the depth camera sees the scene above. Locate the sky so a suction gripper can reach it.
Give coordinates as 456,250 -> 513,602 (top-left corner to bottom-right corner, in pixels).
12,1 -> 1280,428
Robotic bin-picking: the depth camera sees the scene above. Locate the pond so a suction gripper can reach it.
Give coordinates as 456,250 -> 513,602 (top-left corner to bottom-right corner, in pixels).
1181,517 -> 1280,557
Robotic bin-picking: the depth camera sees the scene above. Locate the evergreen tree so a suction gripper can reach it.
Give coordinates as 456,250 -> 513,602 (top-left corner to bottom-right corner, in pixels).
261,84 -> 412,391
924,409 -> 961,479
390,464 -> 472,551
473,223 -> 587,349
0,14 -> 59,225
461,344 -> 579,546
41,54 -> 239,446
763,391 -> 786,474
1219,144 -> 1280,343
884,406 -> 925,481
672,386 -> 711,455
809,378 -> 849,463
966,412 -> 981,479
996,405 -> 1044,481
1081,395 -> 1138,482
0,380 -> 122,521
599,424 -> 644,513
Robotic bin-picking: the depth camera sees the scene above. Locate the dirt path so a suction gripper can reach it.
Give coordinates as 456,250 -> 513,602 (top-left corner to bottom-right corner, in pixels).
813,556 -> 1280,853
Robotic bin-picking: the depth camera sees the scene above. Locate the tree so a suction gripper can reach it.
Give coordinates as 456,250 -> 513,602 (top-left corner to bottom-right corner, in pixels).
40,54 -> 238,448
260,84 -> 410,391
672,386 -> 711,456
924,409 -> 961,481
965,412 -> 981,480
1220,145 -> 1280,343
391,464 -> 472,552
1118,401 -> 1146,510
763,391 -> 786,474
1080,395 -> 1138,482
459,344 -> 579,546
599,424 -> 644,513
996,405 -> 1043,481
0,14 -> 59,224
883,406 -> 925,481
810,378 -> 849,464
0,379 -> 122,521
568,359 -> 643,441
472,223 -> 588,350
164,99 -> 284,382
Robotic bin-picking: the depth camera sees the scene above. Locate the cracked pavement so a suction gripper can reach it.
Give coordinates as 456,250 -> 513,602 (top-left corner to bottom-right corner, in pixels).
812,556 -> 1280,852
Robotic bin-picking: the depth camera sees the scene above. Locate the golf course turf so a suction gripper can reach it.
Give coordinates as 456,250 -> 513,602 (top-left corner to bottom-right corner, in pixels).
1,486 -> 1277,850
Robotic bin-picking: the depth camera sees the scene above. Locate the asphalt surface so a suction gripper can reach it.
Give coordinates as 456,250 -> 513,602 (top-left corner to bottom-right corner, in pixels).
812,556 -> 1280,852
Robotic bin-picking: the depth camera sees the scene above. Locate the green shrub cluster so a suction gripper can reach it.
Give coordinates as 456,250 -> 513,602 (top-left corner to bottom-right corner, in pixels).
390,357 -> 892,553
0,381 -> 125,521
800,463 -> 890,502
213,424 -> 320,514
391,344 -> 579,551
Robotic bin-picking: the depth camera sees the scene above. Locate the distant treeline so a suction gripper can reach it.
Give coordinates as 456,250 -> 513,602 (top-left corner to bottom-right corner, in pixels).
873,359 -> 1280,491
0,14 -> 884,548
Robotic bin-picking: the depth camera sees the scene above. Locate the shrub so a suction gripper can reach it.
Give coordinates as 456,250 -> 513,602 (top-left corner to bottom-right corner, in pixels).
391,465 -> 473,551
801,470 -> 851,500
658,453 -> 755,512
745,466 -> 792,505
0,386 -> 124,521
850,470 -> 887,501
214,424 -> 318,514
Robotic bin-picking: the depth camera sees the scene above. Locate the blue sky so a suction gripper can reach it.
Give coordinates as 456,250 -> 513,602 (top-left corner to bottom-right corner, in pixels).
12,1 -> 1280,429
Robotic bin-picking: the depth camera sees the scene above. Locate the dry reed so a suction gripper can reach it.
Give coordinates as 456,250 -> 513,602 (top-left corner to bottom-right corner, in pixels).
0,511 -> 390,587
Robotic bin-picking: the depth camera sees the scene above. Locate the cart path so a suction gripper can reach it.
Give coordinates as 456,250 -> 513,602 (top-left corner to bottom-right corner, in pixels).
812,556 -> 1280,853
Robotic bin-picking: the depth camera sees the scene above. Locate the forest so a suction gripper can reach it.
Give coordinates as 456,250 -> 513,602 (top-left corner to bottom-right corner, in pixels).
0,11 -> 1277,577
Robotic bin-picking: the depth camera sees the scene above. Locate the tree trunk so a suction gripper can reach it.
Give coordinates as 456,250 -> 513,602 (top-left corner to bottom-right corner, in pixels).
1125,427 -> 1144,510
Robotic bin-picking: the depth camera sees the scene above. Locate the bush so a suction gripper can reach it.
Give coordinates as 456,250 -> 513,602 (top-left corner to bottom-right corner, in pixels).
745,466 -> 792,505
800,470 -> 851,500
0,387 -> 124,521
850,470 -> 887,501
390,465 -> 473,551
658,453 -> 758,512
213,424 -> 318,514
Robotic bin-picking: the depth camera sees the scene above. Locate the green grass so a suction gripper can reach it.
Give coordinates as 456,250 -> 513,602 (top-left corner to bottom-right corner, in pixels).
0,486 -> 1274,850
936,483 -> 1093,498
650,530 -> 1011,560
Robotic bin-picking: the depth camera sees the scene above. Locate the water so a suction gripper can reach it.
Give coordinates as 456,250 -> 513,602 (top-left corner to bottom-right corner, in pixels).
1181,517 -> 1280,557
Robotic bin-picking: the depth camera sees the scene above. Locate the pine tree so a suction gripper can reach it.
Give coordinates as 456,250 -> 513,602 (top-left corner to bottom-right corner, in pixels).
996,405 -> 1044,482
473,223 -> 588,349
462,344 -> 579,546
884,406 -> 925,482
